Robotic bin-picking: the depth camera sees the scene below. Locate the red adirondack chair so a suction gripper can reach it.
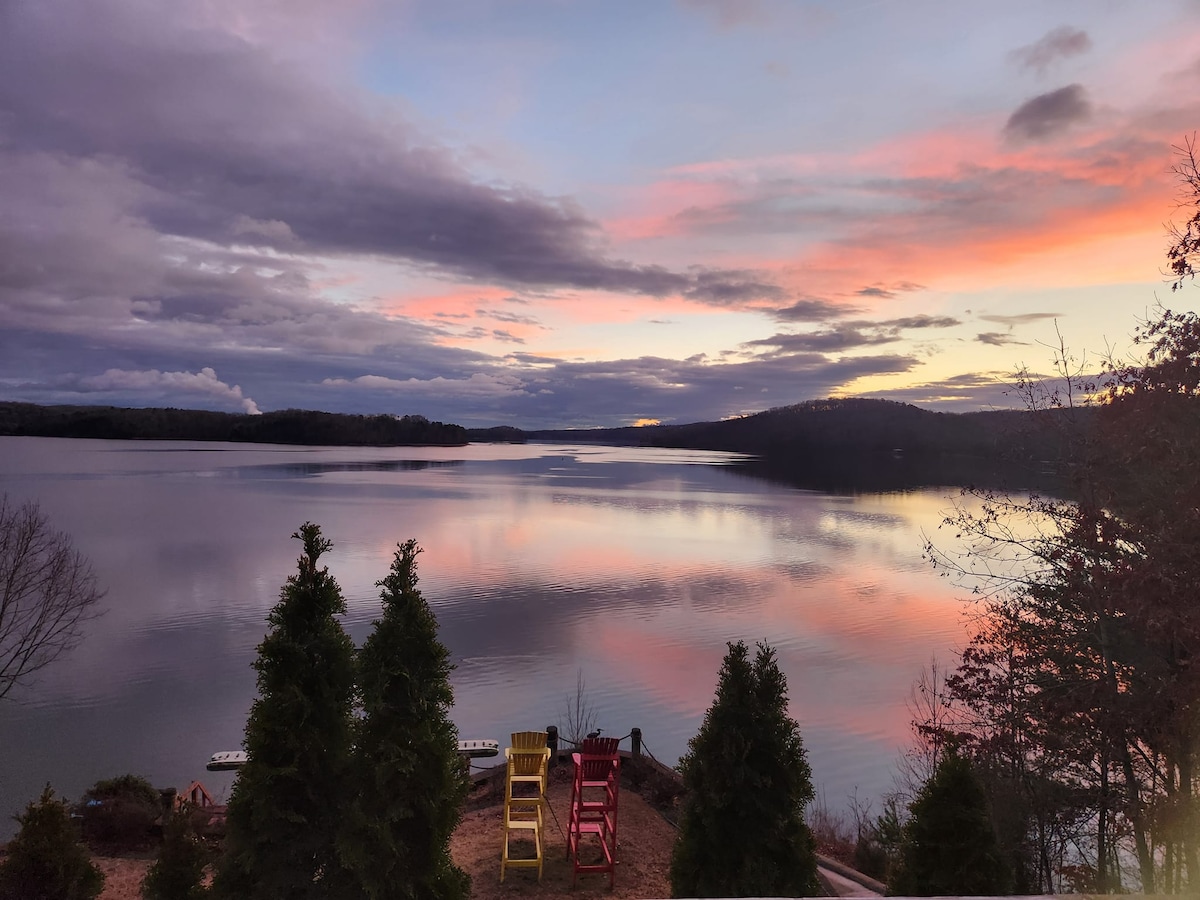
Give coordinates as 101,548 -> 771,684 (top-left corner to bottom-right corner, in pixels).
566,736 -> 621,888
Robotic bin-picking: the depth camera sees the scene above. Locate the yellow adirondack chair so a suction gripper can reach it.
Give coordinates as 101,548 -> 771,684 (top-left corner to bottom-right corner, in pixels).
500,731 -> 551,882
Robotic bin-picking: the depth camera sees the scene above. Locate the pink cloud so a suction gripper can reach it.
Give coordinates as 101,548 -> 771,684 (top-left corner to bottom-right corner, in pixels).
608,106 -> 1187,313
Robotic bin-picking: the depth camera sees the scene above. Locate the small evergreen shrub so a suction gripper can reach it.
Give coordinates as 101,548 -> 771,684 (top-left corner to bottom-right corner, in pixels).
141,804 -> 210,900
670,640 -> 819,898
79,774 -> 162,852
890,752 -> 1012,896
0,785 -> 105,900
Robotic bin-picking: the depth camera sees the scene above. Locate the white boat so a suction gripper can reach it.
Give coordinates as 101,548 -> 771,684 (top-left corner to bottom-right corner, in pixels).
457,739 -> 500,759
207,750 -> 249,771
206,741 -> 498,769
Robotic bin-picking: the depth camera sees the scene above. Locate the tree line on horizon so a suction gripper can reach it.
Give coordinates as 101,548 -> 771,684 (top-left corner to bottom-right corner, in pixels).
0,403 -> 467,447
0,394 -> 1086,484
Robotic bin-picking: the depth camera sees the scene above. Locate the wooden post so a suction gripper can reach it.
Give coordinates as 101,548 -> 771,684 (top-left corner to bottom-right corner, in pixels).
631,727 -> 642,759
546,725 -> 559,767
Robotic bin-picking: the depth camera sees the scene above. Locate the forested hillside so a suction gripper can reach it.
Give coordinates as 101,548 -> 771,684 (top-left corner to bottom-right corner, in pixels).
0,403 -> 467,446
527,398 -> 1085,462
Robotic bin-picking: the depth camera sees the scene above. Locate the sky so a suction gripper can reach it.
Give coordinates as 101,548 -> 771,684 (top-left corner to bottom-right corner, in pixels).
2,0 -> 1200,429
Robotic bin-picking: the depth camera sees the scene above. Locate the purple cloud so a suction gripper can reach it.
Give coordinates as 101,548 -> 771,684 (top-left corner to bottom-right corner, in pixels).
1010,27 -> 1092,75
0,0 -> 780,305
771,299 -> 859,322
1004,85 -> 1092,141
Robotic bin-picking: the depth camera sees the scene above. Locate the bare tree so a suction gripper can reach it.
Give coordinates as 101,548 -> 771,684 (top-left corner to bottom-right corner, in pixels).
0,495 -> 104,700
559,669 -> 598,747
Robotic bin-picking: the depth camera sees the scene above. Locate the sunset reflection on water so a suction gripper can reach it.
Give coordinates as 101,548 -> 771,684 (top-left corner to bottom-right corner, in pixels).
0,437 -> 983,834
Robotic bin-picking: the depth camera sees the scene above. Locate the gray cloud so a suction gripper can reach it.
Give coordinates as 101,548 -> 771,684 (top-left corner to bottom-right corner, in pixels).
2,317 -> 924,428
1004,84 -> 1092,141
0,0 -> 781,306
480,308 -> 544,327
978,312 -> 1061,326
771,299 -> 859,322
878,316 -> 960,329
750,314 -> 959,355
1010,27 -> 1092,75
856,281 -> 925,300
866,372 -> 1017,411
749,328 -> 897,354
976,332 -> 1029,347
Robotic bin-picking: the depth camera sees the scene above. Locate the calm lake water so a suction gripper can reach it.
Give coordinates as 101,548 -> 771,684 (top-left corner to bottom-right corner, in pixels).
0,436 -> 981,835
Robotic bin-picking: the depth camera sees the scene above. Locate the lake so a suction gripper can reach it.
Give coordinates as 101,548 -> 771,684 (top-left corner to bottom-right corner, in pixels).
0,436 -> 981,836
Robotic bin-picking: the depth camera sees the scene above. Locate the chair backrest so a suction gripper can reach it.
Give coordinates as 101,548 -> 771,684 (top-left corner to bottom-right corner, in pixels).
507,731 -> 550,776
511,731 -> 548,751
580,736 -> 619,757
577,736 -> 620,781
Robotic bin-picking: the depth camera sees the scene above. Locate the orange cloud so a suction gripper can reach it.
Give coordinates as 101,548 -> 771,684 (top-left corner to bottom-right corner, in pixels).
610,113 -> 1184,316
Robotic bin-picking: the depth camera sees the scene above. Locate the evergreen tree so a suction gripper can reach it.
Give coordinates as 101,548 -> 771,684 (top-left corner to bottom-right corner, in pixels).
212,524 -> 357,899
670,641 -> 818,898
341,539 -> 470,900
891,751 -> 1011,896
141,805 -> 209,900
0,785 -> 104,900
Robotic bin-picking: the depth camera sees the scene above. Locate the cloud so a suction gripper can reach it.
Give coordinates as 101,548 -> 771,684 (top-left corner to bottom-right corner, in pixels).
771,299 -> 859,322
865,372 -> 1018,411
749,314 -> 959,356
748,326 -> 900,354
976,332 -> 1029,347
1004,84 -> 1092,141
75,367 -> 262,414
312,349 -> 921,428
322,373 -> 531,400
1010,27 -> 1092,75
0,0 -> 782,307
977,312 -> 1061,326
878,316 -> 960,329
856,282 -> 925,300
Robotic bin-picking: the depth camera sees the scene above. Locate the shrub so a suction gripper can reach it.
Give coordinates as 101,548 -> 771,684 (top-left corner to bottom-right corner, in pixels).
141,804 -> 210,900
891,751 -> 1011,896
79,774 -> 162,852
670,640 -> 819,898
0,785 -> 105,900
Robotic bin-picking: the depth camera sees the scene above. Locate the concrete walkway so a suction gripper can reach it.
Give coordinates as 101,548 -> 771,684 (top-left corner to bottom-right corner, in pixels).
818,864 -> 883,897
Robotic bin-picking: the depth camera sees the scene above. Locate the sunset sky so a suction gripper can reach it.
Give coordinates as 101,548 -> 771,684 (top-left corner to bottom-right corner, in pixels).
3,0 -> 1200,428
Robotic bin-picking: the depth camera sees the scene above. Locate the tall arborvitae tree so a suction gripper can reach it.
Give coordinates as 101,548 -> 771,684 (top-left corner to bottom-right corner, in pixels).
341,539 -> 470,900
212,524 -> 357,899
892,751 -> 1011,896
670,640 -> 818,898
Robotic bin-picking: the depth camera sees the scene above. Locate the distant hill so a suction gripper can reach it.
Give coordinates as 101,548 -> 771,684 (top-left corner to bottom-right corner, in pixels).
516,398 -> 1089,492
0,403 -> 468,446
525,398 -> 1084,459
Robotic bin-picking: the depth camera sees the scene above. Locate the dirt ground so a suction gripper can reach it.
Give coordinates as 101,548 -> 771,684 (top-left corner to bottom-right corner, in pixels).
454,762 -> 676,900
94,762 -> 677,900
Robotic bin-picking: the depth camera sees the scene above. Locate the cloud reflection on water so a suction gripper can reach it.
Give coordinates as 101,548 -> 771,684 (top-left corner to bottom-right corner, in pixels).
0,437 -> 978,837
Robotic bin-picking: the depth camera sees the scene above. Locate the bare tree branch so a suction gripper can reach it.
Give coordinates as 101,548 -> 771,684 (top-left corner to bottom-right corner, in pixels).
0,495 -> 105,700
